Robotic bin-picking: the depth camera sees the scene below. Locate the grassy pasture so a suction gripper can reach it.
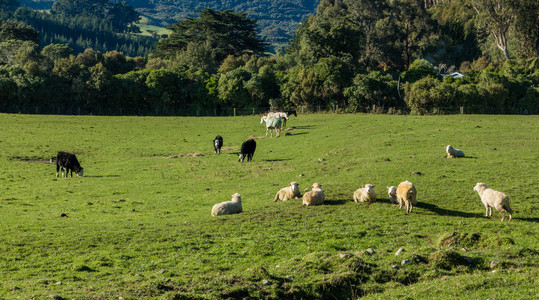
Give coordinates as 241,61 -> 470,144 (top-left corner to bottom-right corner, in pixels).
0,113 -> 538,299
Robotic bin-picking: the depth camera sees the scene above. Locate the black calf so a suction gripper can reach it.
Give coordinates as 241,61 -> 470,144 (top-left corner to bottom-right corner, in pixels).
56,151 -> 84,177
214,135 -> 223,154
238,139 -> 256,162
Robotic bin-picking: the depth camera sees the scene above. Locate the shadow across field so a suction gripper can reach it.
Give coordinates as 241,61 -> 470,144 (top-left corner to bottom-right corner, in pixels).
416,202 -> 479,218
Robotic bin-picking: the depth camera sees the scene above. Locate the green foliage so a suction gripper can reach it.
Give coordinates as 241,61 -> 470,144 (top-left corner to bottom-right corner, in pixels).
51,0 -> 140,33
217,67 -> 252,108
153,9 -> 268,64
9,7 -> 154,57
344,71 -> 400,112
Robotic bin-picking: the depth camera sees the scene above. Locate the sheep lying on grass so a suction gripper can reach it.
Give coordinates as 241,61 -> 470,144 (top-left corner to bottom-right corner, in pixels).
353,184 -> 376,203
397,181 -> 417,213
274,181 -> 301,202
473,182 -> 513,221
211,193 -> 242,216
387,186 -> 398,204
446,145 -> 465,158
302,183 -> 325,206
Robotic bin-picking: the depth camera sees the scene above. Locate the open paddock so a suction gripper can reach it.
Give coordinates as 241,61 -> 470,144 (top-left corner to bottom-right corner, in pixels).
0,113 -> 537,299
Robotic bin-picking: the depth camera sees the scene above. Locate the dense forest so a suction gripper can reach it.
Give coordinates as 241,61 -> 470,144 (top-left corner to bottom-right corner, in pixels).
19,0 -> 320,47
1,0 -> 538,116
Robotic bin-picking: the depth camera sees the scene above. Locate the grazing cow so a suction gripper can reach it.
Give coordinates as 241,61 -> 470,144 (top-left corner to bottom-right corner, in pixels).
56,151 -> 84,177
214,135 -> 223,154
238,139 -> 256,162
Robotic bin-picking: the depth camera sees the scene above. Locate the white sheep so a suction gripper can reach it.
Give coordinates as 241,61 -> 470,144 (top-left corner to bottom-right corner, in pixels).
473,182 -> 513,221
446,145 -> 465,158
397,181 -> 417,213
353,184 -> 377,203
274,181 -> 301,202
302,183 -> 325,206
387,186 -> 398,204
211,193 -> 242,216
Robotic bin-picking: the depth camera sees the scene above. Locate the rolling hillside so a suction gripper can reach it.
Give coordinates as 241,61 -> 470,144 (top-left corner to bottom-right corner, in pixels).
20,0 -> 319,48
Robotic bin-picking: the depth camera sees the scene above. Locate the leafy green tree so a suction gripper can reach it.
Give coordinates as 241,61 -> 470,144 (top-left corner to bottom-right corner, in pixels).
471,0 -> 517,60
402,59 -> 437,83
344,71 -> 400,112
512,0 -> 539,58
217,68 -> 252,108
42,44 -> 72,62
153,9 -> 268,64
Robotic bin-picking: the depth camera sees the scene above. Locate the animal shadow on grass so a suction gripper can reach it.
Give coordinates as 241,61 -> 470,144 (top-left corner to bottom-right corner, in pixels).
416,202 -> 478,218
262,158 -> 291,162
285,132 -> 309,136
84,175 -> 120,178
293,125 -> 316,130
324,198 -> 350,205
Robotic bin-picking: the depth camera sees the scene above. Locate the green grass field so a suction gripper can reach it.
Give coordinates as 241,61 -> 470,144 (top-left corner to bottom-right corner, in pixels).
0,113 -> 538,299
138,15 -> 172,38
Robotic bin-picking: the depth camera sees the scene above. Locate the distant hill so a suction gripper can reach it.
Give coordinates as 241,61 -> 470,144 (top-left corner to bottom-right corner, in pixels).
20,0 -> 320,50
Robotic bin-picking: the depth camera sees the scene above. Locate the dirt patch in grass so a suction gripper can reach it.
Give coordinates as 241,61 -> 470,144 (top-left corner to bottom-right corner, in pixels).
10,155 -> 53,163
168,153 -> 205,158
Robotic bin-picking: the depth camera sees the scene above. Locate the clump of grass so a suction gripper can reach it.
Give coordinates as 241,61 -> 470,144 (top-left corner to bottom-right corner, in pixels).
438,232 -> 482,248
430,250 -> 483,271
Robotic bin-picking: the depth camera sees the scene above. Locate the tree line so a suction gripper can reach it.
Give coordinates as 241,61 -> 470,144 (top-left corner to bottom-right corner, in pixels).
0,0 -> 538,115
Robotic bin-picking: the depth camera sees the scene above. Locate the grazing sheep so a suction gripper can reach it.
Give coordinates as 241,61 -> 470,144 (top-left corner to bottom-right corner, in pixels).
353,184 -> 377,203
211,193 -> 242,216
274,181 -> 301,202
302,183 -> 325,206
397,181 -> 417,213
387,186 -> 398,204
446,145 -> 465,158
238,139 -> 256,162
473,182 -> 513,221
213,135 -> 223,154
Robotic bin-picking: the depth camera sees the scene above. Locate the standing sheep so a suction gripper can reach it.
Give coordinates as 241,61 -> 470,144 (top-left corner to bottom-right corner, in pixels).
213,135 -> 223,154
473,183 -> 513,221
274,181 -> 301,202
446,145 -> 465,158
396,181 -> 417,213
211,193 -> 242,216
387,186 -> 398,204
238,139 -> 256,162
302,183 -> 325,206
353,184 -> 377,203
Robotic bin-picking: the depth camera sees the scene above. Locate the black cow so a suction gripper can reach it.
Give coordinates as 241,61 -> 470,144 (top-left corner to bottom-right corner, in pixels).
214,135 -> 223,154
56,151 -> 84,177
238,139 -> 256,162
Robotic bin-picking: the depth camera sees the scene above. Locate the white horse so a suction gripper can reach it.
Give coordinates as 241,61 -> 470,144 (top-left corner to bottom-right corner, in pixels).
266,112 -> 289,128
260,115 -> 282,137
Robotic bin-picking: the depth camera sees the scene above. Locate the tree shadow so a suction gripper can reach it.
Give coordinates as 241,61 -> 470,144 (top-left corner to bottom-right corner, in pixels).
416,202 -> 478,218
